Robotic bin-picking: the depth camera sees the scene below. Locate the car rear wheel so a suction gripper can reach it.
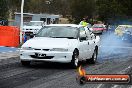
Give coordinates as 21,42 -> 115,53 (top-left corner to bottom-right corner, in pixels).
100,31 -> 103,34
90,49 -> 97,64
21,61 -> 31,66
71,50 -> 79,68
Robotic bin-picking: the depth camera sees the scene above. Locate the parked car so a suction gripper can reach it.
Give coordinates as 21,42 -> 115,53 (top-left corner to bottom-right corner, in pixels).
23,21 -> 44,36
90,24 -> 106,34
0,19 -> 8,26
115,25 -> 132,41
20,24 -> 100,68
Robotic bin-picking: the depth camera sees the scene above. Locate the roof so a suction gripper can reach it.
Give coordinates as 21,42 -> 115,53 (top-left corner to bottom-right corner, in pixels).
14,12 -> 60,17
118,25 -> 132,27
115,25 -> 132,30
46,24 -> 82,28
94,24 -> 104,25
30,21 -> 44,22
14,12 -> 34,16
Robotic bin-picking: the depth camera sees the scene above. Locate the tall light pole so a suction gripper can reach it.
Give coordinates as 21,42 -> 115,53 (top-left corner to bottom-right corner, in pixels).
20,0 -> 24,44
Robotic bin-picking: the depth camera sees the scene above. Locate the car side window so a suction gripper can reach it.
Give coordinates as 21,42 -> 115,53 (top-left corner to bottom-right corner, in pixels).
87,35 -> 91,40
84,27 -> 93,40
91,34 -> 96,40
87,33 -> 96,40
86,31 -> 92,40
79,27 -> 87,41
80,27 -> 85,32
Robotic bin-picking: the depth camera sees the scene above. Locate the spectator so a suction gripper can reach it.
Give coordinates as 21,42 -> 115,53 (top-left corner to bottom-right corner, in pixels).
79,18 -> 88,27
53,19 -> 56,24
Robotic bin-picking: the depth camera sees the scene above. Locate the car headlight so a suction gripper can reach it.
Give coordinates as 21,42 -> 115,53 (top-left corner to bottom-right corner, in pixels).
50,48 -> 68,52
21,47 -> 34,50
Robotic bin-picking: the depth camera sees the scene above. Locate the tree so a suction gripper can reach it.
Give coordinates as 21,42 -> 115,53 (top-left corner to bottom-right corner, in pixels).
96,0 -> 132,23
0,0 -> 8,19
70,0 -> 96,23
117,0 -> 132,16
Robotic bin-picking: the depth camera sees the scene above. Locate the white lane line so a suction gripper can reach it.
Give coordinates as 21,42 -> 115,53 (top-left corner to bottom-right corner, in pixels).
118,66 -> 131,74
128,86 -> 132,88
0,46 -> 4,47
97,84 -> 119,88
97,84 -> 103,88
111,85 -> 119,88
100,45 -> 132,49
96,66 -> 131,88
111,66 -> 132,88
0,46 -> 16,48
0,50 -> 19,54
11,47 -> 16,48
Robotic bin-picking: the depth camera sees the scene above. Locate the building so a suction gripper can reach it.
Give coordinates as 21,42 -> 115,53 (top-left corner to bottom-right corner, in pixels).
14,12 -> 60,27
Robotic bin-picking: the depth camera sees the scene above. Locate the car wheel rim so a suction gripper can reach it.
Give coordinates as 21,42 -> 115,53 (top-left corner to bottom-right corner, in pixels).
93,51 -> 97,62
74,52 -> 78,66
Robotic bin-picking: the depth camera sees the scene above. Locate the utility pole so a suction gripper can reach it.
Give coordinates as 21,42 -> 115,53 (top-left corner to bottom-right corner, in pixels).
20,0 -> 24,44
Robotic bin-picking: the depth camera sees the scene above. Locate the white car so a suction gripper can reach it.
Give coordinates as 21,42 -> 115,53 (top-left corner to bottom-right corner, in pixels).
23,21 -> 44,35
20,24 -> 100,68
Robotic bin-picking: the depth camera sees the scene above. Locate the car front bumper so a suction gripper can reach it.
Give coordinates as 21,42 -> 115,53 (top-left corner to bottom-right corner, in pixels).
92,30 -> 103,33
20,50 -> 73,63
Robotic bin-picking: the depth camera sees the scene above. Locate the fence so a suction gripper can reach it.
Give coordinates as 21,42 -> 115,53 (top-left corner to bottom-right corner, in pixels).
0,26 -> 20,47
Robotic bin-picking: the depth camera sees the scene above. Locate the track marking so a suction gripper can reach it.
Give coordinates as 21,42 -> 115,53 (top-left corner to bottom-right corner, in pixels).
118,66 -> 131,74
100,45 -> 132,49
111,85 -> 119,88
97,84 -> 103,88
0,50 -> 19,54
11,47 -> 16,48
0,46 -> 4,47
128,86 -> 132,88
9,51 -> 13,53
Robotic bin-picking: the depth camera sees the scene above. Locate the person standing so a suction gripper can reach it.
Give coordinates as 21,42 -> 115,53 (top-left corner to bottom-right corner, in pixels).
106,23 -> 109,31
79,18 -> 88,27
53,19 -> 56,24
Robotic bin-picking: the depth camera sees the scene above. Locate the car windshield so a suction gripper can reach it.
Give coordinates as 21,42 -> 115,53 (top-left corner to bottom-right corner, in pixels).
92,24 -> 104,28
125,27 -> 132,32
36,26 -> 79,39
24,22 -> 43,26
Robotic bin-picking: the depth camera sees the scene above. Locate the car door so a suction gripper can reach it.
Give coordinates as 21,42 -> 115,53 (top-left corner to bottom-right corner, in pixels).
87,33 -> 96,58
85,28 -> 96,59
78,27 -> 90,60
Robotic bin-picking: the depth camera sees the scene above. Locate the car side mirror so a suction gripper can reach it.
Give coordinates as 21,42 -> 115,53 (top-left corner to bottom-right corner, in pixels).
95,35 -> 96,39
80,37 -> 86,41
30,34 -> 36,38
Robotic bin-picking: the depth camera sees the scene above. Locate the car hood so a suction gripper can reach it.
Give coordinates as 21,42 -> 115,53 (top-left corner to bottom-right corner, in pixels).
23,26 -> 42,29
22,37 -> 78,49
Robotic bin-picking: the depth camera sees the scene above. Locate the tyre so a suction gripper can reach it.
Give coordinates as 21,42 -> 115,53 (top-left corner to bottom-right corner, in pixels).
21,61 -> 31,66
71,50 -> 79,68
100,31 -> 103,34
90,49 -> 97,64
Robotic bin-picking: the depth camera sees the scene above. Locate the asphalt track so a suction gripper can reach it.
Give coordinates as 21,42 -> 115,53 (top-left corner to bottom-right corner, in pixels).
0,31 -> 132,88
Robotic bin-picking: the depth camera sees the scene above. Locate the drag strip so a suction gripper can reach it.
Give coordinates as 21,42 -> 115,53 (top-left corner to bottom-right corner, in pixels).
0,31 -> 132,88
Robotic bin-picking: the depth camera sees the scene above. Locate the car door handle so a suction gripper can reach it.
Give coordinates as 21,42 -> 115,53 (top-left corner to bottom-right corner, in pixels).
88,42 -> 89,45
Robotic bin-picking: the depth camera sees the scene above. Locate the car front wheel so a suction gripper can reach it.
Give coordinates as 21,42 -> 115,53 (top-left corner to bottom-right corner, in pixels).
21,61 -> 31,66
